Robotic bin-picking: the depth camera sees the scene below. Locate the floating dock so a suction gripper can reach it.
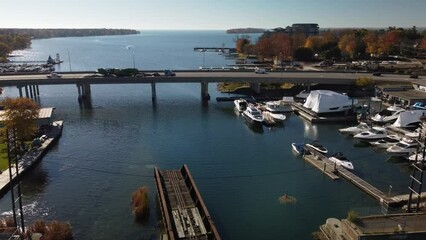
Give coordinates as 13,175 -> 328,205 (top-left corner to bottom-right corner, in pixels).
292,102 -> 357,123
300,144 -> 423,207
154,164 -> 221,240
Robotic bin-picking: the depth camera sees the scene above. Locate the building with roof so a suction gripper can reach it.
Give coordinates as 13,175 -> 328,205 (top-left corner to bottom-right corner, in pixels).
0,107 -> 55,127
285,23 -> 319,36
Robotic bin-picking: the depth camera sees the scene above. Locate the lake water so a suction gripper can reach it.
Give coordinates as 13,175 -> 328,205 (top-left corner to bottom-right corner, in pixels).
0,31 -> 414,239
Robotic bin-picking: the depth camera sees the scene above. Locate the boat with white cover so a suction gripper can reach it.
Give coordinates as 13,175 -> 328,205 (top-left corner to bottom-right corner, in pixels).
234,99 -> 248,112
329,152 -> 354,170
392,110 -> 426,129
386,138 -> 418,155
303,90 -> 354,114
339,122 -> 370,135
242,106 -> 264,128
305,141 -> 328,154
354,127 -> 387,141
370,135 -> 401,148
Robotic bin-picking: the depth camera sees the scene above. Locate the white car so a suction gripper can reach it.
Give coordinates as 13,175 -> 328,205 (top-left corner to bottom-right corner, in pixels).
254,67 -> 266,74
47,73 -> 62,79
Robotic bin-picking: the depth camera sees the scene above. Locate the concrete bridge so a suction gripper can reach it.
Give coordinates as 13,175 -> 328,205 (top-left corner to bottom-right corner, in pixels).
0,70 -> 419,103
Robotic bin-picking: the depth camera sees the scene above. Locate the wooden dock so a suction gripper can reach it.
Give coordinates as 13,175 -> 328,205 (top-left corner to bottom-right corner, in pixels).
299,144 -> 422,207
154,164 -> 221,240
0,121 -> 63,196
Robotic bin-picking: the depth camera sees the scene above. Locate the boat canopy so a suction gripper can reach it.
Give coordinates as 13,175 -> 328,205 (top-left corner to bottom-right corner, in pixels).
303,90 -> 354,113
392,110 -> 426,127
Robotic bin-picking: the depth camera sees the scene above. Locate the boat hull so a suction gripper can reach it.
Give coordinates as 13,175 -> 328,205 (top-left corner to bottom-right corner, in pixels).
242,112 -> 263,128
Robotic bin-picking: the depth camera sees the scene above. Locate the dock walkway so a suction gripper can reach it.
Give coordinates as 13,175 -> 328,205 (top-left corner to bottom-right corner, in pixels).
155,165 -> 221,240
0,121 -> 63,196
300,144 -> 412,207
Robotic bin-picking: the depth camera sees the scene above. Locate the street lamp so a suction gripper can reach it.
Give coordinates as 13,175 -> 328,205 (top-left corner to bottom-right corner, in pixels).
126,45 -> 136,69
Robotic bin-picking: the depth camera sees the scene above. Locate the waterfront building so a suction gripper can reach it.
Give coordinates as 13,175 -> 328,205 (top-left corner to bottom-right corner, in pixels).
277,23 -> 319,37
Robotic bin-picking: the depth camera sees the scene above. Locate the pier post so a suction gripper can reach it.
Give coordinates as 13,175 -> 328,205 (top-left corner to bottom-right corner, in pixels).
24,85 -> 29,98
200,81 -> 210,102
77,84 -> 82,97
17,87 -> 23,98
29,85 -> 33,98
32,85 -> 37,97
36,85 -> 40,96
151,81 -> 156,101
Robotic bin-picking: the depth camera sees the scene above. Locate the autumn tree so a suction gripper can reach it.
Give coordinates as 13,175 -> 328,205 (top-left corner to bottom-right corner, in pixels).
235,37 -> 251,54
363,32 -> 380,56
256,35 -> 274,60
338,32 -> 358,58
270,33 -> 293,61
304,36 -> 324,52
1,98 -> 40,147
379,30 -> 403,54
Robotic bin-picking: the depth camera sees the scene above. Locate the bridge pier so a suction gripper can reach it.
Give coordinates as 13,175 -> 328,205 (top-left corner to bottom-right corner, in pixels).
29,85 -> 33,98
17,86 -> 23,98
201,81 -> 210,102
151,81 -> 156,101
250,83 -> 261,94
24,85 -> 29,98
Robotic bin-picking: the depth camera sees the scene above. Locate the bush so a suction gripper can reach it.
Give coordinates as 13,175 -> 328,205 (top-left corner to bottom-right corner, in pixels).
0,217 -> 17,233
25,220 -> 73,240
347,210 -> 360,224
131,186 -> 150,221
355,77 -> 375,88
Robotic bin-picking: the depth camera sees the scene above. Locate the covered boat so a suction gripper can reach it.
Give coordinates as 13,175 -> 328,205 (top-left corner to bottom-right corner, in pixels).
392,110 -> 426,129
303,90 -> 354,114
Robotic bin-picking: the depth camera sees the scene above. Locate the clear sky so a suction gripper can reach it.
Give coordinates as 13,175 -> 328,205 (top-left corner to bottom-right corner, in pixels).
3,0 -> 426,30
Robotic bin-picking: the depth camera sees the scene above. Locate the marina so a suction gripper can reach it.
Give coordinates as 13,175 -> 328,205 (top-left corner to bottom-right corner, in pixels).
0,31 -> 424,239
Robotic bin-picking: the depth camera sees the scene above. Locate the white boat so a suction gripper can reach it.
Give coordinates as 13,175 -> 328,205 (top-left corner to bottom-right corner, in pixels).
370,135 -> 401,148
408,151 -> 426,163
338,122 -> 370,135
386,138 -> 418,156
329,152 -> 354,170
303,90 -> 354,114
295,90 -> 310,99
392,110 -> 426,129
305,141 -> 328,154
265,97 -> 293,113
242,106 -> 264,128
291,143 -> 305,155
354,127 -> 387,141
269,112 -> 286,122
371,106 -> 405,123
234,99 -> 248,112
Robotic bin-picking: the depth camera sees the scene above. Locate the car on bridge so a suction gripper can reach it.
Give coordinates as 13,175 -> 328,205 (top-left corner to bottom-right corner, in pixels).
47,73 -> 62,79
164,69 -> 176,76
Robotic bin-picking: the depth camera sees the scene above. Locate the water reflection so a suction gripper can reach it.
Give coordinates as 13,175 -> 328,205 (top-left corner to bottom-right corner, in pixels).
302,119 -> 318,139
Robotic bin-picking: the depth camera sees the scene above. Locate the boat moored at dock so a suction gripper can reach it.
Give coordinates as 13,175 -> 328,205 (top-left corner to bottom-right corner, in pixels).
329,152 -> 354,170
305,141 -> 328,154
234,99 -> 248,112
354,127 -> 387,141
242,106 -> 264,128
339,122 -> 370,135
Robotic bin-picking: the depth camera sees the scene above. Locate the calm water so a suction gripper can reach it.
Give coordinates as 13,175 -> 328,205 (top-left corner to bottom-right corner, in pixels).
0,31 -> 414,239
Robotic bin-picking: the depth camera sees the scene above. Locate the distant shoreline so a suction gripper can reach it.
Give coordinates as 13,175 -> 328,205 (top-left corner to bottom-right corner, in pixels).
0,28 -> 140,39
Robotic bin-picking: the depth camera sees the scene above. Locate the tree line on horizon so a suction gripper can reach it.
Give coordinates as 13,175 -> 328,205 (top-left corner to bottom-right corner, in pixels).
0,28 -> 140,63
235,26 -> 426,62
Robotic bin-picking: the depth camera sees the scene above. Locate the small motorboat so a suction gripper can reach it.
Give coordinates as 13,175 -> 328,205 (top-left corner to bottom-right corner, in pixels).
386,138 -> 418,156
408,151 -> 426,163
338,122 -> 370,135
305,141 -> 328,154
242,106 -> 264,128
371,106 -> 405,123
269,112 -> 286,122
234,99 -> 248,112
329,152 -> 354,170
354,127 -> 387,141
370,135 -> 400,149
291,143 -> 305,155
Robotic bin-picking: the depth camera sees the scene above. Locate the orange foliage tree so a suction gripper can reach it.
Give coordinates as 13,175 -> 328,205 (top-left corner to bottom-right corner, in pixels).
235,37 -> 251,54
363,32 -> 380,56
338,32 -> 358,58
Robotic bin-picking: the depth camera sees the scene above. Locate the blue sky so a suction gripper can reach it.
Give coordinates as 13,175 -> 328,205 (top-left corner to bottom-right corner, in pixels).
3,0 -> 426,29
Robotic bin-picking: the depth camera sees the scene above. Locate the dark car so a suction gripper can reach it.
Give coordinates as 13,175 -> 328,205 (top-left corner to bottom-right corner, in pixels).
372,72 -> 381,76
152,72 -> 160,77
